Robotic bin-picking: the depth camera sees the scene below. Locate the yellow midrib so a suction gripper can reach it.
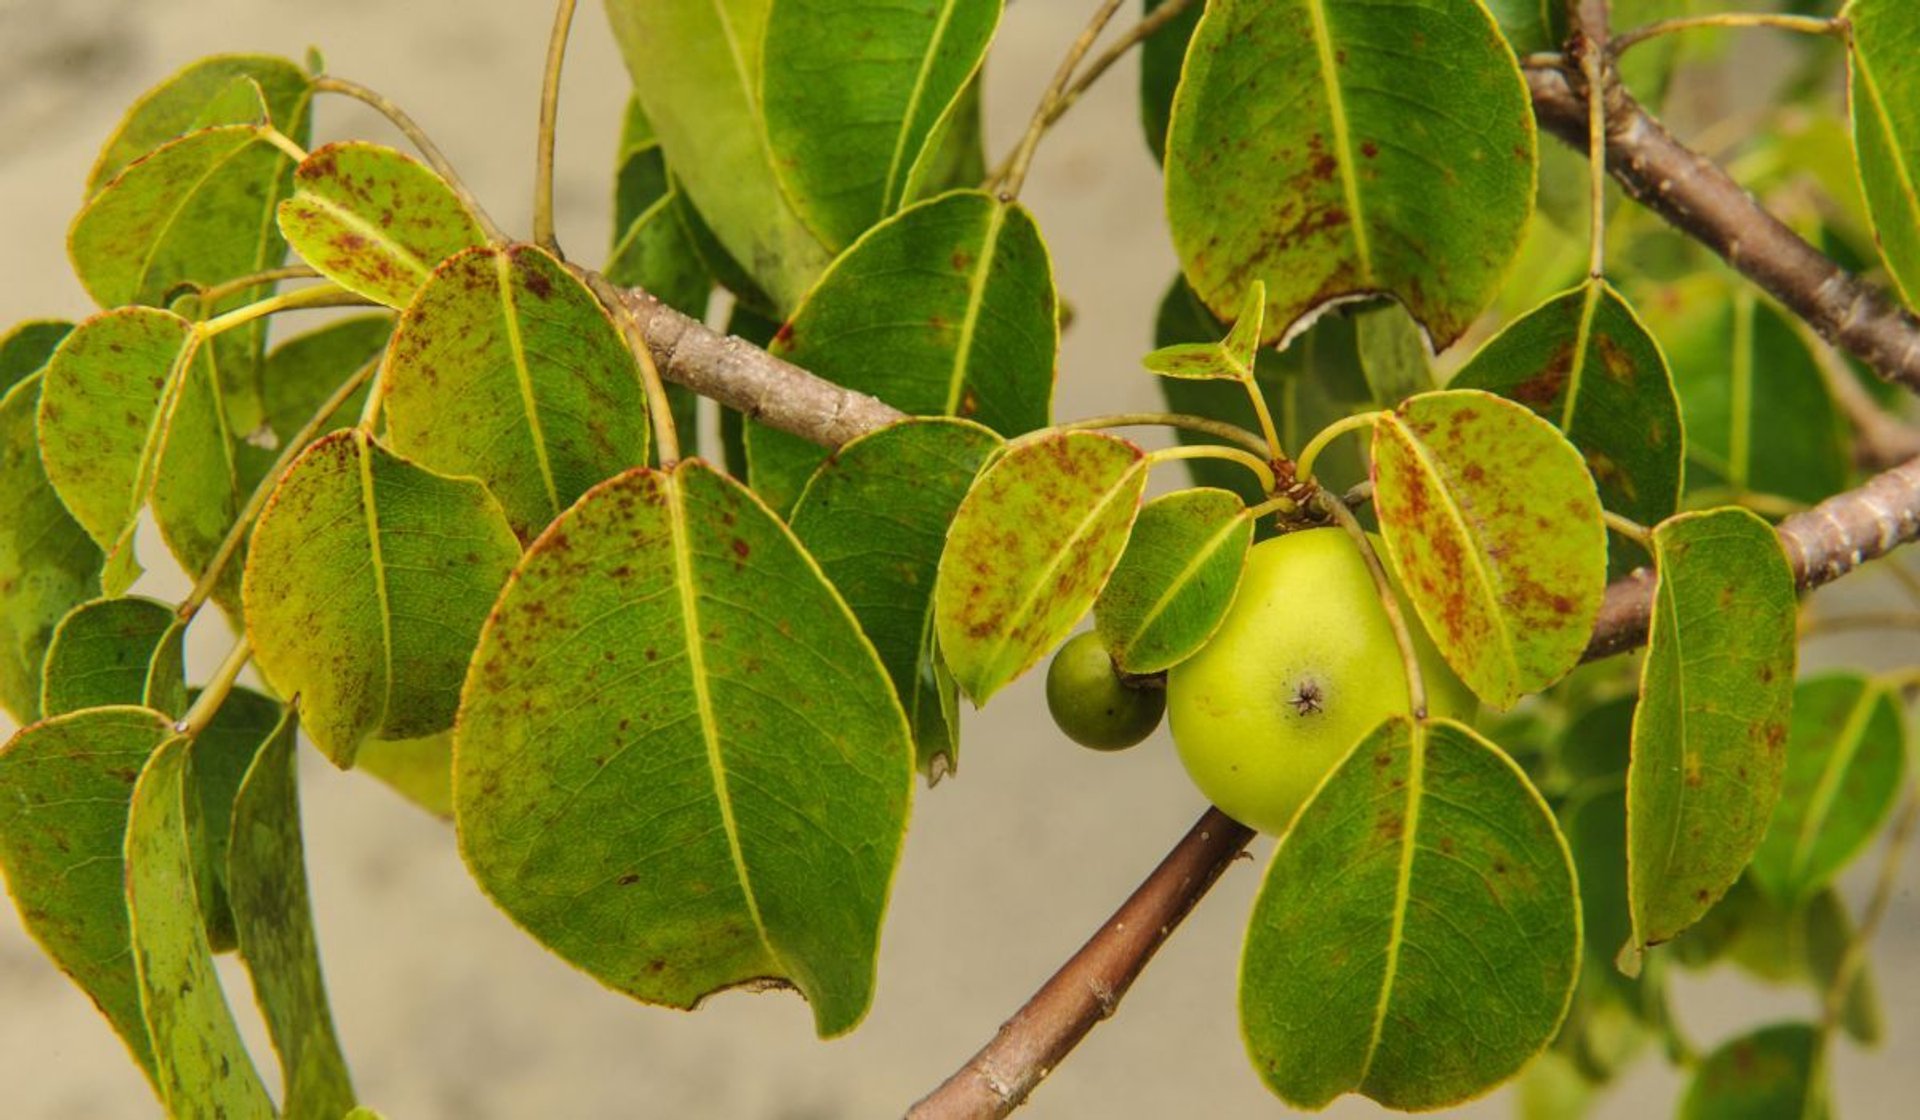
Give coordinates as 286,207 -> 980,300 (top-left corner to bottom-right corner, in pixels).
493,251 -> 564,520
1358,719 -> 1427,1086
1305,0 -> 1374,284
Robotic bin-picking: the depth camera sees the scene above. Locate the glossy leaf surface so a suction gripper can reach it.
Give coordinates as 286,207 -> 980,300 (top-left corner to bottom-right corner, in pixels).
1625,509 -> 1796,969
1094,487 -> 1251,674
125,735 -> 275,1118
790,418 -> 1002,778
228,707 -> 358,1119
603,0 -> 833,310
1749,674 -> 1906,907
746,189 -> 1056,513
0,373 -> 102,722
379,243 -> 652,539
1241,718 -> 1579,1110
278,141 -> 488,308
456,461 -> 913,1038
1372,390 -> 1607,708
0,706 -> 175,1081
243,429 -> 520,766
935,431 -> 1147,704
764,0 -> 1000,249
1165,0 -> 1535,347
1452,280 -> 1683,528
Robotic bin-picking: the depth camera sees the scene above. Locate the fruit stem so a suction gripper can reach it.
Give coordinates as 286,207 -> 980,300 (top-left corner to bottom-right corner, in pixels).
1293,410 -> 1384,484
1147,444 -> 1276,493
1056,412 -> 1270,456
1320,491 -> 1428,720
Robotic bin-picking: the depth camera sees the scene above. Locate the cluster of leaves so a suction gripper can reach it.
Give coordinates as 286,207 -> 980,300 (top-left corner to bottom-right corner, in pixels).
0,1 -> 1915,1116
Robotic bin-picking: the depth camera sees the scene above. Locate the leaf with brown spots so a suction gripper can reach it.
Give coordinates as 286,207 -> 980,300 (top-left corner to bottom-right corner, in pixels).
745,189 -> 1057,513
455,460 -> 912,1038
1372,389 -> 1607,708
278,141 -> 490,309
1453,279 -> 1683,533
0,705 -> 177,1088
1165,0 -> 1535,347
1678,1022 -> 1827,1119
242,429 -> 520,767
125,735 -> 276,1118
378,243 -> 653,539
934,431 -> 1147,704
0,372 -> 102,723
86,54 -> 312,197
1622,508 -> 1797,974
36,307 -> 201,593
1240,717 -> 1580,1110
1094,487 -> 1252,674
790,418 -> 1002,779
1141,281 -> 1267,382
1749,673 -> 1907,908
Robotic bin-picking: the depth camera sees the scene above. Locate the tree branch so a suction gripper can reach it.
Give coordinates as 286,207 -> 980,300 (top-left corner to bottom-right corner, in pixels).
1527,63 -> 1920,395
905,809 -> 1256,1120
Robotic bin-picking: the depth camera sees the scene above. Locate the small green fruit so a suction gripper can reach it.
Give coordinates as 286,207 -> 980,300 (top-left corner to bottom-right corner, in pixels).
1046,631 -> 1166,750
1167,527 -> 1474,834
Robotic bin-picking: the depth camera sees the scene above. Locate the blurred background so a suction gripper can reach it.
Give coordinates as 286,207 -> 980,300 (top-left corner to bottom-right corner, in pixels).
0,1 -> 1915,1116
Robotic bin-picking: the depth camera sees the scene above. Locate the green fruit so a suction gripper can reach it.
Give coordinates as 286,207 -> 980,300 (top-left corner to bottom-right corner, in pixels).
1045,631 -> 1166,750
1167,527 -> 1474,834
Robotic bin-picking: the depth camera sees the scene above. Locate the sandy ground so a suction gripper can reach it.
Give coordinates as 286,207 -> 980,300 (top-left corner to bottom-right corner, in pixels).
1,2 -> 1916,1117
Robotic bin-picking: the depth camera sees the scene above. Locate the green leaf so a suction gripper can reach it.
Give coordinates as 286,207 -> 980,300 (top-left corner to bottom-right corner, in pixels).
0,319 -> 73,397
1848,0 -> 1920,311
901,76 -> 986,205
1372,390 -> 1608,708
278,141 -> 490,309
789,418 -> 1002,779
379,243 -> 653,539
1165,0 -> 1536,347
1483,0 -> 1562,54
1240,717 -> 1579,1111
1139,0 -> 1207,163
1801,888 -> 1883,1046
175,686 -> 280,955
1562,783 -> 1667,1023
40,597 -> 182,717
71,124 -> 296,310
125,735 -> 275,1118
764,0 -> 1001,249
243,429 -> 520,766
1624,509 -> 1797,970
745,189 -> 1057,513
355,732 -> 453,820
1094,488 -> 1252,674
607,187 -> 712,321
455,460 -> 913,1038
87,54 -> 312,196
1679,1023 -> 1827,1120
1453,280 -> 1683,530
1353,300 -> 1435,406
0,373 -> 103,722
603,0 -> 834,311
228,706 -> 358,1119
1749,674 -> 1906,907
1640,281 -> 1848,507
259,314 -> 393,448
1141,281 -> 1265,381
151,333 -> 248,613
0,706 -> 176,1083
935,431 -> 1148,704
37,307 -> 198,589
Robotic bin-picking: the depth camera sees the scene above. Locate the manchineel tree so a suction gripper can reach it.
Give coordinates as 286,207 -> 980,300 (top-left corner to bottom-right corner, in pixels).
1,0 -> 1918,1115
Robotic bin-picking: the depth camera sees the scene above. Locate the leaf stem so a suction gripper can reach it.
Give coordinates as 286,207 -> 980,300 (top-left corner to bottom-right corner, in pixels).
1293,410 -> 1383,484
1601,510 -> 1654,548
533,0 -> 579,255
194,265 -> 322,307
995,0 -> 1126,198
195,283 -> 370,338
256,124 -> 310,163
177,352 -> 386,622
1320,490 -> 1427,719
1247,494 -> 1300,520
1032,0 -> 1200,135
1147,444 -> 1276,493
1609,13 -> 1844,59
175,636 -> 254,738
312,75 -> 507,243
1056,412 -> 1270,457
